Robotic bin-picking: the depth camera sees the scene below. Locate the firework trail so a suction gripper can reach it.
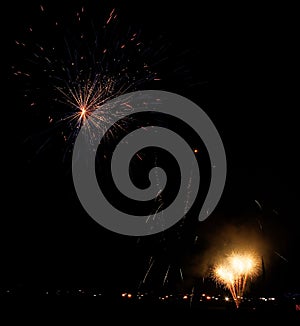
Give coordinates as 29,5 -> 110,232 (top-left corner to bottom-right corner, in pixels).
142,257 -> 155,284
274,251 -> 288,262
179,267 -> 184,281
189,285 -> 195,308
163,264 -> 171,286
254,199 -> 263,211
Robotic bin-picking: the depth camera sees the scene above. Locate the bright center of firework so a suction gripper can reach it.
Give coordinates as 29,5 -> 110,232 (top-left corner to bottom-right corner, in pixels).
216,266 -> 235,284
56,76 -> 120,130
229,255 -> 254,274
80,106 -> 87,118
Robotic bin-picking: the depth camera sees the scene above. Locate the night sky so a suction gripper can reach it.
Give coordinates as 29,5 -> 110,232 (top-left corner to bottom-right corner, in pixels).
3,0 -> 299,297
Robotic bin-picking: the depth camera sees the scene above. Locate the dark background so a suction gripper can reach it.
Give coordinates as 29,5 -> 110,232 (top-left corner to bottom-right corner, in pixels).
3,0 -> 299,297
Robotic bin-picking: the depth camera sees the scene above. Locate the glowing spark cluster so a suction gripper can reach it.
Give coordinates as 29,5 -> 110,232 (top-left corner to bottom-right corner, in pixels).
55,76 -> 130,135
213,251 -> 260,308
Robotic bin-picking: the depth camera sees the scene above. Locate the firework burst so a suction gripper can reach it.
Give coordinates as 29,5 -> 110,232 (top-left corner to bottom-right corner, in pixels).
12,3 -> 162,159
213,251 -> 261,308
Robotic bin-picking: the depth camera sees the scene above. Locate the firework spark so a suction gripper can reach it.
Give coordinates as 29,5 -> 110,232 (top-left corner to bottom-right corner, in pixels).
213,251 -> 261,308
